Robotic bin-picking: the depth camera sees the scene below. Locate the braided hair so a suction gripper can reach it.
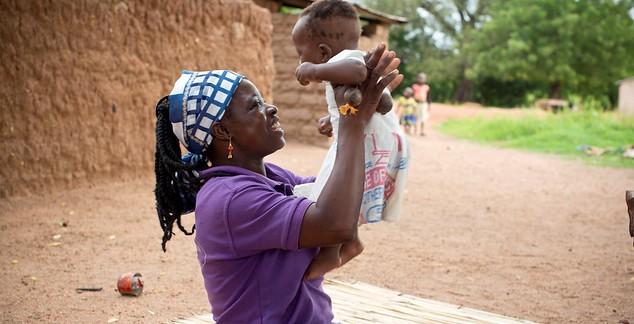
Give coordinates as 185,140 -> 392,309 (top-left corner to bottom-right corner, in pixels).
154,96 -> 207,251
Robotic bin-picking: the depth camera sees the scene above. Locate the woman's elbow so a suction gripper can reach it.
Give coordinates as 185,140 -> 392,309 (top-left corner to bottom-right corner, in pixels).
330,227 -> 356,243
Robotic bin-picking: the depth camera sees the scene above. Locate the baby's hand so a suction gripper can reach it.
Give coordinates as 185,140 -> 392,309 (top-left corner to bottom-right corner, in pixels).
296,62 -> 317,86
318,115 -> 333,137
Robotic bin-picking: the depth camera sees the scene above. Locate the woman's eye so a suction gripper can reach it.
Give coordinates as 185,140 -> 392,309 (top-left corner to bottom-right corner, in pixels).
253,98 -> 264,109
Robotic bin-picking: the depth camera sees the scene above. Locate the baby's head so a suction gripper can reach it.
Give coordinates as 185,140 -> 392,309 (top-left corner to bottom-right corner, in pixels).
403,87 -> 413,98
292,0 -> 360,64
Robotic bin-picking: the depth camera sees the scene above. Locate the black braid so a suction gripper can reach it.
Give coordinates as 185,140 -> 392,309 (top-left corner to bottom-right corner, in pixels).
154,96 -> 200,251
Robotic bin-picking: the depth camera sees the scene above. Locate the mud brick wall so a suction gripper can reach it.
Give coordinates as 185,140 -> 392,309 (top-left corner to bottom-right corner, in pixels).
271,13 -> 329,147
0,0 -> 274,197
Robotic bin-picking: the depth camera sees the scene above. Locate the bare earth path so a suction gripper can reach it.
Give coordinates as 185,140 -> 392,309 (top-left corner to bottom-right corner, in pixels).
1,105 -> 633,323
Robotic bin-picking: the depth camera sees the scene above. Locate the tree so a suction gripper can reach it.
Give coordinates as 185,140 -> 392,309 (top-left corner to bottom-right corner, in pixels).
363,0 -> 491,102
469,0 -> 634,100
361,0 -> 444,96
416,0 -> 491,101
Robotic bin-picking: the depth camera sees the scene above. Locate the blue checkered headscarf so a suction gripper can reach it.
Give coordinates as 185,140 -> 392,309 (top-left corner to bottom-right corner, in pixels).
168,70 -> 244,154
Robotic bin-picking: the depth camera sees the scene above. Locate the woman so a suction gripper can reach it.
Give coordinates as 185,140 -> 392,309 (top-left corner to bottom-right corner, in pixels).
154,44 -> 402,323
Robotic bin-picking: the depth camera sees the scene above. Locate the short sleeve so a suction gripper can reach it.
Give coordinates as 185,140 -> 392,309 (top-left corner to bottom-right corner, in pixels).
296,175 -> 316,184
225,183 -> 313,257
328,49 -> 366,65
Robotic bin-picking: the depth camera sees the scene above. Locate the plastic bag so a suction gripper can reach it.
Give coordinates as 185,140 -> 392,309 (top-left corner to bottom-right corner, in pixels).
297,111 -> 409,223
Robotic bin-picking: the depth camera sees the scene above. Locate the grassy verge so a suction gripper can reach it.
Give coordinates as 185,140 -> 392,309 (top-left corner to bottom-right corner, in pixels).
438,110 -> 634,168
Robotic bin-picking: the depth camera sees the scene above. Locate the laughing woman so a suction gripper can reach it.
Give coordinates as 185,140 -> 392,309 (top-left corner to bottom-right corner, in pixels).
154,44 -> 401,323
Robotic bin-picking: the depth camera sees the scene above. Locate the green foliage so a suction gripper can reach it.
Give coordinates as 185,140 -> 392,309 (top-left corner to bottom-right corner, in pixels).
473,78 -> 541,108
362,0 -> 490,102
468,0 -> 634,101
280,5 -> 302,15
439,111 -> 634,168
363,0 -> 634,107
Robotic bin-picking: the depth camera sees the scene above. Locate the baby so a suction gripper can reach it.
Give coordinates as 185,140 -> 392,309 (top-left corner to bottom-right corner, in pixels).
292,0 -> 409,280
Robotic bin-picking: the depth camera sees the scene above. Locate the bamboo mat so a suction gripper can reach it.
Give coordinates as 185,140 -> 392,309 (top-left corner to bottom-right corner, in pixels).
172,279 -> 537,324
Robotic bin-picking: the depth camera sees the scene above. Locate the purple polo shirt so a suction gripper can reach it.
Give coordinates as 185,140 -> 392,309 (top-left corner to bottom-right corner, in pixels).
194,163 -> 334,323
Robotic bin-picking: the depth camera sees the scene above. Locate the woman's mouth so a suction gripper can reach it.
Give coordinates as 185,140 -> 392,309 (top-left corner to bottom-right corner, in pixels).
271,121 -> 283,132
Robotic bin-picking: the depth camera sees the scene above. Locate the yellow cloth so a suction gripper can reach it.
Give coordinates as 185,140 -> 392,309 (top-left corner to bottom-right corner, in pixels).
396,97 -> 417,116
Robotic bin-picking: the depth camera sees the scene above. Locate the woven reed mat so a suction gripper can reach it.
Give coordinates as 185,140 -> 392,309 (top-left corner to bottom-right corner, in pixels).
173,279 -> 537,324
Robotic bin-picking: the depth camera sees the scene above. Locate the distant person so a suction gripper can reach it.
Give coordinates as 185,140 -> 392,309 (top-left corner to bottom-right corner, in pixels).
412,72 -> 431,136
291,0 -> 409,280
395,87 -> 417,135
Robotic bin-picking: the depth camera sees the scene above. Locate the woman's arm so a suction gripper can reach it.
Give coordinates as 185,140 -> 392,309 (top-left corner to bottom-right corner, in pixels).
298,45 -> 403,248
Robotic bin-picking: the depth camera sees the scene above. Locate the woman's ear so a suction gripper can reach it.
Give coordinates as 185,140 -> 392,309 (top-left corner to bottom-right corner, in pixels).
318,43 -> 333,63
211,122 -> 231,141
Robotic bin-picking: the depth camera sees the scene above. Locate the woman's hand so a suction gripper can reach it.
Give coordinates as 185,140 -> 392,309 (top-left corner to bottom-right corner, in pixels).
334,44 -> 403,124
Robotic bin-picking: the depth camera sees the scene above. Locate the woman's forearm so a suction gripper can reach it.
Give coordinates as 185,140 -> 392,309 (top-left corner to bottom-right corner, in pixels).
298,118 -> 366,248
315,118 -> 365,234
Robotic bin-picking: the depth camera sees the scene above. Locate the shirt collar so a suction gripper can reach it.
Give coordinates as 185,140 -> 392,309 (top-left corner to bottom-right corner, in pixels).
199,164 -> 293,195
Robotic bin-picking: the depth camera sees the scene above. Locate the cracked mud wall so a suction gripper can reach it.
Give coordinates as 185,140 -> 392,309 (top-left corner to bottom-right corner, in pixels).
0,0 -> 274,197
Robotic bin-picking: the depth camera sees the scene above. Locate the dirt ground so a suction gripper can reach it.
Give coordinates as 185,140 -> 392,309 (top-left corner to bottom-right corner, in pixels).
1,105 -> 633,323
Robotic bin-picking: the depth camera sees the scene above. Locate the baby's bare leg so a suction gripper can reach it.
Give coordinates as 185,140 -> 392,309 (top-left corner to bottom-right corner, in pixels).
304,235 -> 365,281
304,245 -> 342,281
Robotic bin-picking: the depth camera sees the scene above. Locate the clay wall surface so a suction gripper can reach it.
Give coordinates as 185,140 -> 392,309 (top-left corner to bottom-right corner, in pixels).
0,0 -> 274,197
271,13 -> 391,146
271,13 -> 329,146
359,24 -> 390,52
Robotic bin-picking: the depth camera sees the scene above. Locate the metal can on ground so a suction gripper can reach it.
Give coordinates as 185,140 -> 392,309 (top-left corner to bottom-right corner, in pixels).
117,272 -> 143,296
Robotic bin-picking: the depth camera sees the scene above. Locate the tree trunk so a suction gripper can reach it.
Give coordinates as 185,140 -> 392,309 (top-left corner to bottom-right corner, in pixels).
453,63 -> 474,102
549,82 -> 561,99
454,79 -> 474,102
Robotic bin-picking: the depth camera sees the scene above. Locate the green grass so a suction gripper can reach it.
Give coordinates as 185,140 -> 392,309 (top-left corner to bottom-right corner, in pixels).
439,110 -> 634,168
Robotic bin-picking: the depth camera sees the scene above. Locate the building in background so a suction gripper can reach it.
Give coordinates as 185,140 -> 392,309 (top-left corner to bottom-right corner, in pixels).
617,77 -> 634,115
0,0 -> 404,197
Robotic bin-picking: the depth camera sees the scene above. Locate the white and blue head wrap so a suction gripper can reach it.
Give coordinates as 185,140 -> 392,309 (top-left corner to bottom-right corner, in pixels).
168,70 -> 244,155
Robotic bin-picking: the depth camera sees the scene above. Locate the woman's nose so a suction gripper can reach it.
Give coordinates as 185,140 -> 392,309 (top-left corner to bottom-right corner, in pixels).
266,104 -> 278,115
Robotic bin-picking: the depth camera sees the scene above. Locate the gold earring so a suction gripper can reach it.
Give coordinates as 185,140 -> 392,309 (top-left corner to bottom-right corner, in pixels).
227,137 -> 234,159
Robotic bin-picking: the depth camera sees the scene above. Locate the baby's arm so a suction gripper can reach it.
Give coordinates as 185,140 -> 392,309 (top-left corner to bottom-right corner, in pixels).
296,59 -> 367,86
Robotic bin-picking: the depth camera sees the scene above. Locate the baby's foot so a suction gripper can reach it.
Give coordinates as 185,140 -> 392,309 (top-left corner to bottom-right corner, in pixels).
625,190 -> 634,244
304,252 -> 341,281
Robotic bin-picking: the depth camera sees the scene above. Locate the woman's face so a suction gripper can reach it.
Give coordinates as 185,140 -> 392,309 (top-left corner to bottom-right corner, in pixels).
222,80 -> 285,158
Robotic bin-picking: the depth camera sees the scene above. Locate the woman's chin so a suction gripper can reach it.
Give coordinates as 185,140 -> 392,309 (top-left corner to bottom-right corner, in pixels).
264,135 -> 286,156
276,136 -> 286,150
